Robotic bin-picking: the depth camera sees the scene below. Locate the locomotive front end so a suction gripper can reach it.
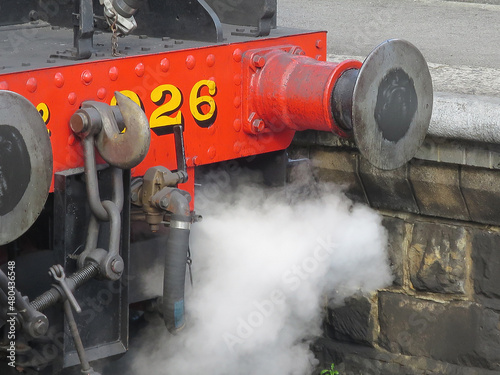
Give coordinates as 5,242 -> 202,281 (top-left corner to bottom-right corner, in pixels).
0,1 -> 432,373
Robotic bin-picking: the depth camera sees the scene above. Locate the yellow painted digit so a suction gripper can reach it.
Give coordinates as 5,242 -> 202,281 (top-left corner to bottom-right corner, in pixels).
110,90 -> 144,110
149,84 -> 183,135
190,80 -> 217,127
36,103 -> 50,124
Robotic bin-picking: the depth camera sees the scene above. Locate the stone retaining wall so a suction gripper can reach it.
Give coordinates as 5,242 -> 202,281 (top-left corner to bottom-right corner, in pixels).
291,131 -> 500,374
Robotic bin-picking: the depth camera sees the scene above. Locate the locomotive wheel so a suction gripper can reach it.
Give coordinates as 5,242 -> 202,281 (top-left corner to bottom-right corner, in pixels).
352,39 -> 433,170
0,91 -> 52,245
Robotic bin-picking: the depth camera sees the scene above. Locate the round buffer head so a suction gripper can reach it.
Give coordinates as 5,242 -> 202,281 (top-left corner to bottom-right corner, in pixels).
352,39 -> 433,170
0,91 -> 53,245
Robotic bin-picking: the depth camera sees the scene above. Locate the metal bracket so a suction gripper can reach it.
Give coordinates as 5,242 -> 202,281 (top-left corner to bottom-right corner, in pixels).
75,0 -> 94,59
48,0 -> 94,60
156,0 -> 223,43
206,0 -> 277,37
52,167 -> 130,370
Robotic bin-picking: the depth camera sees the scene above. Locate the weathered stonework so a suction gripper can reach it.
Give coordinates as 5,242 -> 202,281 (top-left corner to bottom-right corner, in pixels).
378,292 -> 500,371
359,159 -> 420,213
408,221 -> 468,294
301,131 -> 500,226
461,166 -> 500,225
409,162 -> 470,221
324,294 -> 375,347
382,216 -> 406,287
312,339 -> 500,375
294,132 -> 500,374
472,229 -> 500,310
309,148 -> 367,203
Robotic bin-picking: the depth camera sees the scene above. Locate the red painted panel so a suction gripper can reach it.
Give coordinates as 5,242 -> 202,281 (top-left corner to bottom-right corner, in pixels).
0,32 -> 334,198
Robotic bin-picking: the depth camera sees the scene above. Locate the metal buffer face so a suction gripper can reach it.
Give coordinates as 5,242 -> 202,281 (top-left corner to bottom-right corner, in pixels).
0,91 -> 53,245
352,39 -> 433,170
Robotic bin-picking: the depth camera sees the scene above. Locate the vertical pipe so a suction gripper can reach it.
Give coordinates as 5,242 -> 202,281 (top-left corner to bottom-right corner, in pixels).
163,222 -> 190,333
162,190 -> 191,334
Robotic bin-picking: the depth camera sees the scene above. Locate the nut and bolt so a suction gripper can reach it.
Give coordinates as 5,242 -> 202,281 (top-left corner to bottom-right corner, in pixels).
159,197 -> 169,209
33,319 -> 47,336
246,112 -> 266,134
292,48 -> 306,56
252,118 -> 265,133
252,54 -> 266,68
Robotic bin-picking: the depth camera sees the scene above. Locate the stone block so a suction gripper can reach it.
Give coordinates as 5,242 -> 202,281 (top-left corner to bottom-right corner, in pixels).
409,161 -> 470,221
382,216 -> 406,287
472,229 -> 500,309
316,130 -> 356,148
324,295 -> 375,347
378,292 -> 500,371
310,148 -> 367,203
408,221 -> 468,294
461,167 -> 500,225
415,137 -> 468,166
338,354 -> 499,375
312,339 -> 500,375
359,159 -> 419,213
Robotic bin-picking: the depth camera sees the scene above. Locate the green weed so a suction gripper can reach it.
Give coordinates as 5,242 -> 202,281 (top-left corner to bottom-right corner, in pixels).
320,363 -> 339,375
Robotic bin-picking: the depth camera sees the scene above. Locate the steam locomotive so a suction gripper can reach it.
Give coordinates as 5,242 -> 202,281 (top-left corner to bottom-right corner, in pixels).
0,1 -> 433,373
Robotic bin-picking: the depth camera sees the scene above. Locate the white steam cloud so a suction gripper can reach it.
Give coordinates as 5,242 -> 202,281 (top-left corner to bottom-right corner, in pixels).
124,167 -> 392,375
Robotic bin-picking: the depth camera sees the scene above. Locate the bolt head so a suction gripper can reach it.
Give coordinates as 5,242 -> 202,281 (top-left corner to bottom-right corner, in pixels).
111,259 -> 124,274
81,70 -> 93,85
70,112 -> 89,134
252,55 -> 266,68
293,48 -> 306,56
160,197 -> 169,209
30,316 -> 49,337
33,320 -> 47,336
252,119 -> 265,133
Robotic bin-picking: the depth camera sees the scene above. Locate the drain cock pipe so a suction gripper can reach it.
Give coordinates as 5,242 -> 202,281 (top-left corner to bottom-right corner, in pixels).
154,188 -> 191,334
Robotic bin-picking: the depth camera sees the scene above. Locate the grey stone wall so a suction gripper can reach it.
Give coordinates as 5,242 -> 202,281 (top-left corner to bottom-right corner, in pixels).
291,131 -> 500,374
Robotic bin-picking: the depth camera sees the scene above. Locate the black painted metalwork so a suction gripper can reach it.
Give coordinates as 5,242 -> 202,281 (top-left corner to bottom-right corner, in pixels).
375,68 -> 418,143
174,125 -> 187,175
207,0 -> 277,37
331,69 -> 359,133
73,0 -> 95,59
140,0 -> 223,42
52,167 -> 130,371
